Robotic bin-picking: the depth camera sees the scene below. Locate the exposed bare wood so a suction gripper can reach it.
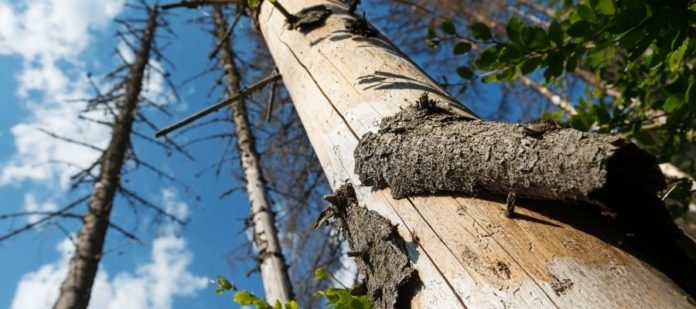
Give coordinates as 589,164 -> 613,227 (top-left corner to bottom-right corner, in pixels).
258,1 -> 695,307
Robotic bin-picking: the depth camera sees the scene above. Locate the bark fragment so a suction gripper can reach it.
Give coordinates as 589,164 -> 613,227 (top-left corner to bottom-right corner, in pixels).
325,184 -> 419,309
289,5 -> 332,33
354,95 -> 665,206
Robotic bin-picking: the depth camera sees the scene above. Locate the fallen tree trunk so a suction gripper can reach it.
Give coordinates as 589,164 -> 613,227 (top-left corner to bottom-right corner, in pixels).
258,0 -> 696,307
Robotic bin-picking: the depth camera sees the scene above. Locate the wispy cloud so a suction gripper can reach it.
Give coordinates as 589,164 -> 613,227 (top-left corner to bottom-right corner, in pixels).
0,0 -> 126,188
11,189 -> 208,309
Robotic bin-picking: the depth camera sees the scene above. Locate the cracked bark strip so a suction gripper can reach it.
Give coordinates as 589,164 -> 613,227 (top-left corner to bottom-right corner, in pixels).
354,97 -> 665,207
324,184 -> 419,309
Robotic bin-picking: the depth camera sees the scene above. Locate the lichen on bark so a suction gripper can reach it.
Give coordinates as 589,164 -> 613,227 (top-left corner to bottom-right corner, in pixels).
354,96 -> 665,207
323,184 -> 419,309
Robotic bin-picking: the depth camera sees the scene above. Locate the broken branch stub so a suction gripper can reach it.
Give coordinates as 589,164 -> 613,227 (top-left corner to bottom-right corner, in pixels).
354,96 -> 665,206
326,184 -> 419,309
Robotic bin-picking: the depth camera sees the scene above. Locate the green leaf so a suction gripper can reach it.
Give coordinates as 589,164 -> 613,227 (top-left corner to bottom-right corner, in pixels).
594,104 -> 611,124
618,25 -> 647,49
214,275 -> 234,294
457,66 -> 475,79
520,57 -> 543,75
686,76 -> 696,104
482,74 -> 498,83
663,94 -> 684,113
255,299 -> 272,309
607,7 -> 646,34
470,23 -> 492,41
426,29 -> 440,48
441,20 -> 456,35
247,0 -> 260,9
548,20 -> 564,46
474,47 -> 498,69
506,16 -> 524,44
524,26 -> 550,50
285,300 -> 300,309
499,66 -> 518,81
544,52 -> 564,80
591,0 -> 616,15
499,43 -> 523,62
667,38 -> 689,73
234,291 -> 258,305
458,84 -> 468,93
569,114 -> 591,131
315,268 -> 330,281
453,42 -> 472,54
577,4 -> 596,20
325,288 -> 343,304
633,129 -> 655,146
567,20 -> 594,37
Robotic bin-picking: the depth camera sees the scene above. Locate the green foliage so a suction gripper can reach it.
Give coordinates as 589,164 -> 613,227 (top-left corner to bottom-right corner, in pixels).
247,0 -> 260,9
469,22 -> 492,41
314,287 -> 372,309
215,275 -> 235,295
314,267 -> 330,281
215,269 -> 372,309
427,0 -> 696,217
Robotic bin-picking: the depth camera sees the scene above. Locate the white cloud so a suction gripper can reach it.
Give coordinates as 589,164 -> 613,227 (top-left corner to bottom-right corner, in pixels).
23,193 -> 57,224
0,102 -> 110,188
0,0 -> 126,188
333,241 -> 358,287
0,0 -> 123,61
11,190 -> 208,309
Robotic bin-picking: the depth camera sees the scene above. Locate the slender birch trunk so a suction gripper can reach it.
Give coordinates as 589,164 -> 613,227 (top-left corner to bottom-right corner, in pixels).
257,1 -> 695,307
213,5 -> 294,304
53,7 -> 158,309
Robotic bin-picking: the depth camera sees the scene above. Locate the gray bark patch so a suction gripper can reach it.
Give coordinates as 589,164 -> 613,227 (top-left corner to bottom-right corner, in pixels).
290,5 -> 332,33
354,96 -> 665,207
324,184 -> 419,309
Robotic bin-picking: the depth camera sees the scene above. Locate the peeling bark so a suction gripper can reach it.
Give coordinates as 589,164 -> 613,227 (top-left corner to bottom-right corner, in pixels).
258,0 -> 696,306
354,95 -> 664,205
213,5 -> 294,304
326,184 -> 419,309
354,95 -> 696,296
53,7 -> 158,309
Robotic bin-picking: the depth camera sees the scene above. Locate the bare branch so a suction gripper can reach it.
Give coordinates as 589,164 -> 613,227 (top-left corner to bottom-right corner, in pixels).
155,73 -> 282,137
118,187 -> 187,225
160,0 -> 237,10
209,8 -> 243,59
0,195 -> 90,242
37,128 -> 105,152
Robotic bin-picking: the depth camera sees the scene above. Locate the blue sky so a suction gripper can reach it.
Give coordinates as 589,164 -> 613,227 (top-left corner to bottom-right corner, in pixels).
0,1 -> 556,308
0,1 -> 265,308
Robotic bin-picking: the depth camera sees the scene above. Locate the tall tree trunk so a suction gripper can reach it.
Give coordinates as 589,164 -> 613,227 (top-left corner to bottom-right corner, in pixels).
53,7 -> 158,309
257,1 -> 695,307
213,5 -> 294,304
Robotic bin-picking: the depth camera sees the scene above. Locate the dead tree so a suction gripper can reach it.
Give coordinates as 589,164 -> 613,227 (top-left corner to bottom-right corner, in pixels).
256,0 -> 695,307
212,4 -> 294,303
53,6 -> 160,309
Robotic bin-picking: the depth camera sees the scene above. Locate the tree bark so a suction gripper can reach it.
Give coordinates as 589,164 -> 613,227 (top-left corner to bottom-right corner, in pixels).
213,5 -> 294,304
53,7 -> 158,309
258,1 -> 695,307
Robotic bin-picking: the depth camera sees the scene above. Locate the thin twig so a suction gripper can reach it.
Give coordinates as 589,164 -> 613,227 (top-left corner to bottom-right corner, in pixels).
209,9 -> 243,59
155,73 -> 282,137
266,80 -> 278,122
0,195 -> 90,242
